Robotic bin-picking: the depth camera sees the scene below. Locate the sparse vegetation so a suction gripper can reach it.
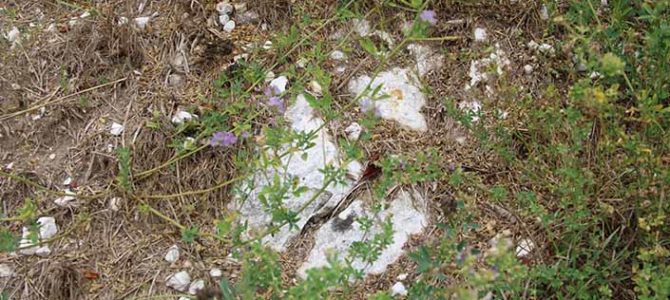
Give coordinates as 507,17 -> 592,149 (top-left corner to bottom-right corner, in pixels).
1,0 -> 668,299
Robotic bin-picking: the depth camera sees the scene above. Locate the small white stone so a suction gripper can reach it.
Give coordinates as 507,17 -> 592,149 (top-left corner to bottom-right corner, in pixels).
117,16 -> 129,26
262,40 -> 273,50
308,80 -> 323,96
330,50 -> 346,61
234,3 -> 248,13
216,2 -> 234,15
396,273 -> 408,281
264,71 -> 275,82
237,11 -> 260,24
38,217 -> 58,239
474,28 -> 487,42
344,122 -> 362,141
223,20 -> 236,33
210,268 -> 223,278
171,110 -> 197,124
109,197 -> 122,211
540,5 -> 550,20
188,279 -> 205,295
391,282 -> 408,296
352,19 -> 371,36
110,122 -> 124,136
79,11 -> 91,19
134,16 -> 151,30
516,238 -> 535,257
62,177 -> 72,186
296,58 -> 308,69
523,64 -> 533,75
5,26 -> 20,43
233,53 -> 249,62
335,65 -> 347,74
48,153 -> 56,160
35,246 -> 51,257
164,245 -> 180,263
54,190 -> 76,207
0,264 -> 15,278
590,71 -> 602,79
536,43 -> 556,56
166,271 -> 191,292
269,76 -> 288,94
218,14 -> 230,26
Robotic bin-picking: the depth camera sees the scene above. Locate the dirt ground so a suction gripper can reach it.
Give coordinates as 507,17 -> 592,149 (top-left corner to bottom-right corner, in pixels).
1,1 -> 557,299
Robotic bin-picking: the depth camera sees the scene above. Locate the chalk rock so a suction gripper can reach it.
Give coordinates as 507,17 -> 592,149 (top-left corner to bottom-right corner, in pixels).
230,95 -> 362,251
298,190 -> 428,278
349,68 -> 428,132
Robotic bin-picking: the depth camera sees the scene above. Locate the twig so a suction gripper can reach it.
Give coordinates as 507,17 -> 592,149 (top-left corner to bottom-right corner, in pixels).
0,77 -> 128,122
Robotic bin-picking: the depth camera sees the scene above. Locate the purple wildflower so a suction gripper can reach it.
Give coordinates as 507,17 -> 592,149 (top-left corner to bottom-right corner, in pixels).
268,96 -> 285,113
264,85 -> 280,97
359,98 -> 374,113
420,10 -> 437,26
374,106 -> 383,118
210,131 -> 237,147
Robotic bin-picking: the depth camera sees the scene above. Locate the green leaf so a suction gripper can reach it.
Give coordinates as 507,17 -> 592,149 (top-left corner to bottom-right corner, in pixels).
181,226 -> 199,244
359,37 -> 379,57
0,228 -> 17,253
600,53 -> 625,77
219,277 -> 236,300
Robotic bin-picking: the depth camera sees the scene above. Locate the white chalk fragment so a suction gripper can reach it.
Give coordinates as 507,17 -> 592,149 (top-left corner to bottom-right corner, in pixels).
540,5 -> 550,20
164,245 -> 180,263
391,282 -> 408,296
166,271 -> 191,292
209,268 -> 223,278
0,264 -> 15,278
216,2 -> 234,15
516,238 -> 535,257
171,110 -> 197,124
110,122 -> 124,136
188,279 -> 205,295
524,64 -> 534,75
330,50 -> 346,61
109,197 -> 122,211
219,14 -> 230,26
223,20 -> 236,33
134,16 -> 151,30
5,27 -> 20,44
308,80 -> 323,96
54,189 -> 76,207
269,76 -> 288,94
344,122 -> 362,141
474,28 -> 488,42
19,217 -> 58,256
